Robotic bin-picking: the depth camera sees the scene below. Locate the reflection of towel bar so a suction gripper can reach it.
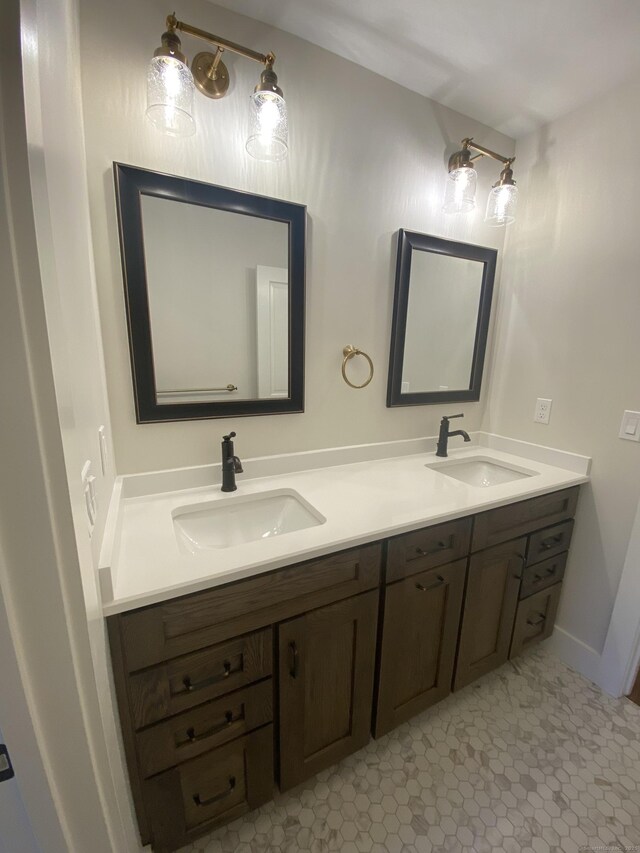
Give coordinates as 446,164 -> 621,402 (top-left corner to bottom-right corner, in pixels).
159,384 -> 238,394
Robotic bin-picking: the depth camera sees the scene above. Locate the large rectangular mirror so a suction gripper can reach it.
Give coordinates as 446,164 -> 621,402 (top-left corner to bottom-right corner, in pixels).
387,230 -> 496,407
114,164 -> 306,423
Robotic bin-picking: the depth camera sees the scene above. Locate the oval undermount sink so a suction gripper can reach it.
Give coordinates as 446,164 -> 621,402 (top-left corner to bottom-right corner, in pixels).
172,488 -> 326,553
426,456 -> 537,488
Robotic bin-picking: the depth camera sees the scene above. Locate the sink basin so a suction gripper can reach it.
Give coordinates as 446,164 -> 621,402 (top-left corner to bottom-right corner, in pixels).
173,489 -> 326,553
426,456 -> 537,488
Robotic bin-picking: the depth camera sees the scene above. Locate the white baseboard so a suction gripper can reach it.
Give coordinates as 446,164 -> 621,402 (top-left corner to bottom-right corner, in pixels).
546,625 -> 606,691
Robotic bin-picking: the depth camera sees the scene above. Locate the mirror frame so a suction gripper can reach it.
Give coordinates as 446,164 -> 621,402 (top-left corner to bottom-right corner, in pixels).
386,230 -> 497,407
113,163 -> 306,423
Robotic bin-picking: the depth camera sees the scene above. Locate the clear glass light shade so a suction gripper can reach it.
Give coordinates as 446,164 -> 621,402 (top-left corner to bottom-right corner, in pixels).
246,91 -> 288,162
442,166 -> 477,214
146,55 -> 195,137
485,183 -> 518,226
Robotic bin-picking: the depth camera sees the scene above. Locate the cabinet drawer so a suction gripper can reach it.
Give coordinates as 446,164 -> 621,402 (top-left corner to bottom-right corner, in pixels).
118,543 -> 381,671
143,725 -> 273,853
129,629 -> 272,729
136,680 -> 272,778
386,518 -> 472,583
521,552 -> 567,599
527,520 -> 573,566
510,583 -> 562,659
472,487 -> 579,552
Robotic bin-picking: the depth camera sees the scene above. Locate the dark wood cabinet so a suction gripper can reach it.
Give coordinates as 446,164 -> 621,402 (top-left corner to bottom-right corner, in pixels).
386,518 -> 471,582
520,552 -> 567,599
119,544 -> 381,671
374,560 -> 466,737
510,583 -> 562,659
454,538 -> 526,690
278,590 -> 378,790
142,725 -> 273,853
108,486 -> 579,851
527,519 -> 574,566
472,486 -> 579,552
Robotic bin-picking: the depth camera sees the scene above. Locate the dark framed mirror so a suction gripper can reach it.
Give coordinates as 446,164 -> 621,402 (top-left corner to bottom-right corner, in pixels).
387,230 -> 497,407
113,163 -> 306,423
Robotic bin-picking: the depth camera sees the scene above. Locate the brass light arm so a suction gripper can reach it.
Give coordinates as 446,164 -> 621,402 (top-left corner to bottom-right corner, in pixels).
462,137 -> 514,167
167,13 -> 270,65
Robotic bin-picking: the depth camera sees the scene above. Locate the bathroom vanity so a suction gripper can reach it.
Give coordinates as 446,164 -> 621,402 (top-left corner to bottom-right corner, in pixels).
103,443 -> 586,852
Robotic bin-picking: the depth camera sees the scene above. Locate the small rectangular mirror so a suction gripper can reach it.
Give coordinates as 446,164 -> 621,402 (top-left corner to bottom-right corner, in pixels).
114,164 -> 306,423
386,230 -> 497,407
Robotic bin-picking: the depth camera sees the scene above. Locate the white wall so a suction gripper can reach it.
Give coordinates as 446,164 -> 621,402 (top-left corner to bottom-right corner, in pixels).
141,195 -> 288,398
12,0 -> 141,847
79,0 -> 514,474
403,252 -> 482,392
484,71 -> 640,664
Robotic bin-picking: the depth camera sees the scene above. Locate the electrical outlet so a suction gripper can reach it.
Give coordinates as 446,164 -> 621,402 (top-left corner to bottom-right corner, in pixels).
534,398 -> 552,424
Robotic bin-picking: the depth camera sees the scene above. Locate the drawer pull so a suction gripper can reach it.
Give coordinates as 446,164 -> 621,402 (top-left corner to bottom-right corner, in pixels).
180,661 -> 233,695
289,641 -> 299,679
533,567 -> 556,583
415,575 -> 445,592
193,776 -> 236,808
526,612 -> 546,627
415,540 -> 449,558
540,534 -> 563,551
185,710 -> 237,744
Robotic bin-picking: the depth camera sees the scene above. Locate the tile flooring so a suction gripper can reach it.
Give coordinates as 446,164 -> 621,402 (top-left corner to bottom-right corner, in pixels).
179,648 -> 640,853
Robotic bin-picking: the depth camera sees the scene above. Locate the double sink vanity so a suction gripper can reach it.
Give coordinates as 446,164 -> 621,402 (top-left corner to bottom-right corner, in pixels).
102,437 -> 589,852
108,158 -> 590,853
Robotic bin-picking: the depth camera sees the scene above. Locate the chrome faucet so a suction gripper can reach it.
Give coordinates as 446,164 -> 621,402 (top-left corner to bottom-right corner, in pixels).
436,414 -> 471,458
221,431 -> 243,492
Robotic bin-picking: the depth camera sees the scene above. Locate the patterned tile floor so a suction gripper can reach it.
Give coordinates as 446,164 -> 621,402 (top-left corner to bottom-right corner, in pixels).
179,648 -> 640,853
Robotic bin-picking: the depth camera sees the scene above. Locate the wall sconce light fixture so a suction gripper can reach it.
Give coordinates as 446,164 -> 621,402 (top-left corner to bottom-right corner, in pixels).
443,138 -> 518,226
146,14 -> 288,162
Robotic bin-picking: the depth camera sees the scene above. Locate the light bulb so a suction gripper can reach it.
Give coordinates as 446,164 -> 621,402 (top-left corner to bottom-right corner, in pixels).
443,166 -> 477,214
146,55 -> 195,137
485,183 -> 518,226
246,91 -> 288,162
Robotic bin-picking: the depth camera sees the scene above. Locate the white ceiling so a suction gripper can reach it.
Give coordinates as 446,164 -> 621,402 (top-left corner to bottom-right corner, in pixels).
209,0 -> 640,138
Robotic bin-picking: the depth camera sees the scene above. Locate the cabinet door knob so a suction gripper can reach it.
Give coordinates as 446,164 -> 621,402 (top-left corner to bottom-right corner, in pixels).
513,554 -> 525,580
289,641 -> 299,679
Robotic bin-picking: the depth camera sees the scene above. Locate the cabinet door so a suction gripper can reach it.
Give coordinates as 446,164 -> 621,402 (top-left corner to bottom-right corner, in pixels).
454,538 -> 526,690
278,590 -> 378,791
374,560 -> 466,738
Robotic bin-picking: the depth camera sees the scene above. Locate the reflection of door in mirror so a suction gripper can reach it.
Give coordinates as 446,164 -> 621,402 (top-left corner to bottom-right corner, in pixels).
257,266 -> 289,398
140,195 -> 289,404
402,252 -> 483,394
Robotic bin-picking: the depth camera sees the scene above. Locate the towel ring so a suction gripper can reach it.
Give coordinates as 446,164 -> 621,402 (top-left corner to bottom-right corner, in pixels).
342,345 -> 374,389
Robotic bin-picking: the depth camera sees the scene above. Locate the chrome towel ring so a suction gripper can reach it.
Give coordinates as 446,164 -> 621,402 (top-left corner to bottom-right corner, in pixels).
341,345 -> 374,389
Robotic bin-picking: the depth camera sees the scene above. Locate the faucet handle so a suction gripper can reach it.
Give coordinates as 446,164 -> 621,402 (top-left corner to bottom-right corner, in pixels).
443,413 -> 464,421
222,431 -> 236,442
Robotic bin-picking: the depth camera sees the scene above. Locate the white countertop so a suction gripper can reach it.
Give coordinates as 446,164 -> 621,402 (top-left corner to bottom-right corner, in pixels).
100,435 -> 590,616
